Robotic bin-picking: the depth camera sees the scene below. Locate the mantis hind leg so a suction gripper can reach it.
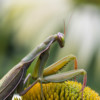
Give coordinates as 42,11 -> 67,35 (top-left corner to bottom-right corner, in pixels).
43,69 -> 87,100
43,54 -> 78,76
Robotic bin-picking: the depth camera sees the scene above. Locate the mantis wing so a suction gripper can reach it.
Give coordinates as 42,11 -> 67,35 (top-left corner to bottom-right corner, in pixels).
0,63 -> 24,100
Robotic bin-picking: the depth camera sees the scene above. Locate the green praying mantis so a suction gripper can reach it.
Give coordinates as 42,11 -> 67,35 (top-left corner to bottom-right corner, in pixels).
0,30 -> 87,100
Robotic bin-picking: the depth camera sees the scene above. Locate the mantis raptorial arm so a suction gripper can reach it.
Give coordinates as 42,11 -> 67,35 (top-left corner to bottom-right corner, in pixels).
32,49 -> 50,79
20,49 -> 50,99
43,55 -> 78,76
32,49 -> 50,99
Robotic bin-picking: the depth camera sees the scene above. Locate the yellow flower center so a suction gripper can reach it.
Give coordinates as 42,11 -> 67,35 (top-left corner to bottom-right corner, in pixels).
14,81 -> 100,100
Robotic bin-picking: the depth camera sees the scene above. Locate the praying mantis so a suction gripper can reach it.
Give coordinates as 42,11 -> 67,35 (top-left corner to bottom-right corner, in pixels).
0,31 -> 87,100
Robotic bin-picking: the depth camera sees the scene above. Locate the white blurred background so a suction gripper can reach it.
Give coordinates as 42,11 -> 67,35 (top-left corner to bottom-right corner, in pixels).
0,0 -> 100,96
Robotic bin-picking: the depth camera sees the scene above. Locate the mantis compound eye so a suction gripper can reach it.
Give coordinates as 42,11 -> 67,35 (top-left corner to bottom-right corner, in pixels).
57,32 -> 65,48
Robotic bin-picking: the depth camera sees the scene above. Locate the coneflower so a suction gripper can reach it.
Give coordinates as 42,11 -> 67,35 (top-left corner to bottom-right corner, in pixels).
14,81 -> 100,100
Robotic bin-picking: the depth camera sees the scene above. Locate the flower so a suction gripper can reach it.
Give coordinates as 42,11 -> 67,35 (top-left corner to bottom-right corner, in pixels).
14,81 -> 100,100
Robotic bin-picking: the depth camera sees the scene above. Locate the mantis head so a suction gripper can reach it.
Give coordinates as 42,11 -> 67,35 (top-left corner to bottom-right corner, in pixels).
57,32 -> 65,48
56,21 -> 66,48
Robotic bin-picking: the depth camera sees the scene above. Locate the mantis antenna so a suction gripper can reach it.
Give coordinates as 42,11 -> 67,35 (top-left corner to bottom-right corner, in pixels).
64,13 -> 73,36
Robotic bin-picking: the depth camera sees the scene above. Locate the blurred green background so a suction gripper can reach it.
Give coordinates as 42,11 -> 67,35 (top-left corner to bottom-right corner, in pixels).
0,0 -> 100,95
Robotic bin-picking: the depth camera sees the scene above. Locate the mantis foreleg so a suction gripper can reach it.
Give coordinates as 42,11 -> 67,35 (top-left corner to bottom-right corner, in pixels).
33,49 -> 50,100
20,49 -> 50,100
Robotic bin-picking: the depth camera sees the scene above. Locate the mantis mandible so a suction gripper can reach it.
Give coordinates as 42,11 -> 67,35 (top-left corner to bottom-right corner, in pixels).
0,31 -> 87,100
